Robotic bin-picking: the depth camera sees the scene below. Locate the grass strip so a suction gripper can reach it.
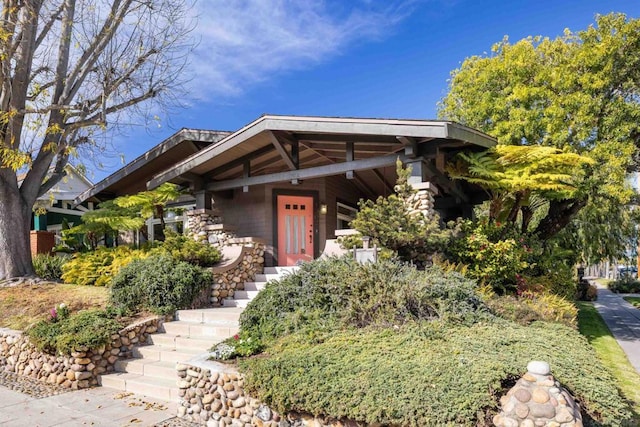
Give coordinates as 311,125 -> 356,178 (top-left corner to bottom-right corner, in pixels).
623,296 -> 640,309
577,301 -> 640,421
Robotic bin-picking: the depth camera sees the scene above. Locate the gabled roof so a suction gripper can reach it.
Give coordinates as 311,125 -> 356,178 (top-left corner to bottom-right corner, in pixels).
75,129 -> 230,204
147,114 -> 496,192
18,164 -> 93,202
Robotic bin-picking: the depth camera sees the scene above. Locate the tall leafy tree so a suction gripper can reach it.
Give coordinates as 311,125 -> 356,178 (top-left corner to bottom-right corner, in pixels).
0,1 -> 192,280
448,145 -> 594,233
439,13 -> 640,261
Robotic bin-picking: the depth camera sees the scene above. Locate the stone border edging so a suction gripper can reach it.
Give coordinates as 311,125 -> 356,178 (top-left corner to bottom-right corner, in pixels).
0,316 -> 163,390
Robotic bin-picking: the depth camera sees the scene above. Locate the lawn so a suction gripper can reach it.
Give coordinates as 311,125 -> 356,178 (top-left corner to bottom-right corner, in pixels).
0,283 -> 109,330
623,296 -> 640,309
577,302 -> 640,420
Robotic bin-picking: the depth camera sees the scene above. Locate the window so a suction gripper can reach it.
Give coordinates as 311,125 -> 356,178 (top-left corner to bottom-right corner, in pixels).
336,202 -> 357,230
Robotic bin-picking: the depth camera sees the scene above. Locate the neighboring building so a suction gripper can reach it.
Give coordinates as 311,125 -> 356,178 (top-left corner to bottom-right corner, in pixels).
24,165 -> 93,254
76,115 -> 496,266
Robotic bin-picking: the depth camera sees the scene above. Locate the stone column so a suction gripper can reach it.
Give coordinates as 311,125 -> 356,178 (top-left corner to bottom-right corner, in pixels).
405,181 -> 439,224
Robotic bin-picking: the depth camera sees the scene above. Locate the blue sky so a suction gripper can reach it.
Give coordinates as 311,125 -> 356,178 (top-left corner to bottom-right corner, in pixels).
92,0 -> 640,182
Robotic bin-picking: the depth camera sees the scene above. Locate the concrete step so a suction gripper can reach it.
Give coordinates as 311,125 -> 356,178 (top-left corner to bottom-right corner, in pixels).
263,266 -> 298,275
233,290 -> 260,299
99,372 -> 180,402
115,359 -> 176,379
253,273 -> 282,282
148,334 -> 220,352
243,281 -> 267,291
222,299 -> 249,308
132,344 -> 204,363
161,320 -> 239,337
175,307 -> 243,323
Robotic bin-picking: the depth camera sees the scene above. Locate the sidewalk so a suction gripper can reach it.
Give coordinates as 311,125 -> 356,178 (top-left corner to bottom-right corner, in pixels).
0,385 -> 190,427
589,280 -> 640,374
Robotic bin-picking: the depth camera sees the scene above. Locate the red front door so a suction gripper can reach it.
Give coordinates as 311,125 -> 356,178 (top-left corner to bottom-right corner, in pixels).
277,195 -> 314,265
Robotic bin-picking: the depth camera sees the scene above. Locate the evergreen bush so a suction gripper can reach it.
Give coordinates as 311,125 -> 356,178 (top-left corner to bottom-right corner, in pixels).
241,322 -> 632,427
239,256 -> 487,347
27,309 -> 121,355
110,254 -> 212,314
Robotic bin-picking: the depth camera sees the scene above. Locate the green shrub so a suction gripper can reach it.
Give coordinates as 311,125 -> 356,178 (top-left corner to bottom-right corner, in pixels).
239,257 -> 487,347
110,254 -> 212,314
609,276 -> 640,293
241,321 -> 633,427
520,266 -> 577,301
487,293 -> 578,327
155,230 -> 221,266
27,309 -> 121,355
576,280 -> 598,301
446,219 -> 537,293
33,254 -> 67,281
349,161 -> 451,266
61,246 -> 149,286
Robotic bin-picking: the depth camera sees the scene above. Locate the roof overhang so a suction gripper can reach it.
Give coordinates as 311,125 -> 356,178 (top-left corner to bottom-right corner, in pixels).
147,115 -> 496,192
75,129 -> 230,204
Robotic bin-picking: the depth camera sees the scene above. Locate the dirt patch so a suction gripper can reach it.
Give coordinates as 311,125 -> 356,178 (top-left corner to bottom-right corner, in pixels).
0,282 -> 109,330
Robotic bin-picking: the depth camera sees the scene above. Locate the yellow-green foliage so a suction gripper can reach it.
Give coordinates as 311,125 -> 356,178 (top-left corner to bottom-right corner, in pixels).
61,247 -> 149,286
488,293 -> 578,328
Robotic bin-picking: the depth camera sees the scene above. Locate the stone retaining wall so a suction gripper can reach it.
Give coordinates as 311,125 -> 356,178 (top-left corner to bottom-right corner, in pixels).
176,360 -> 359,427
186,209 -> 237,248
0,317 -> 162,390
210,238 -> 266,306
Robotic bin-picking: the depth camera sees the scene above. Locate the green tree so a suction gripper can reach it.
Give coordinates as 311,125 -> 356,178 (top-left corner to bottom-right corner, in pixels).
349,161 -> 451,265
447,145 -> 594,233
68,183 -> 181,248
439,13 -> 640,261
0,1 -> 192,281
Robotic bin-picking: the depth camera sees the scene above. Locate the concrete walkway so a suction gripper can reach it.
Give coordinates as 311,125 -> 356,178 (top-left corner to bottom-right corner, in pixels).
0,385 -> 184,427
590,280 -> 640,374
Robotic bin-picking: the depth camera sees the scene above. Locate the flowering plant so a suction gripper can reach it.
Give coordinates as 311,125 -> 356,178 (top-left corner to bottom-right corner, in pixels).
49,303 -> 70,323
208,331 -> 264,361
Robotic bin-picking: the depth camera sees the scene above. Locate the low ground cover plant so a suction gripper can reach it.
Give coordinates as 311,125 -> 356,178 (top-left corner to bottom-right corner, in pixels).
217,256 -> 631,426
27,308 -> 122,355
241,321 -> 632,427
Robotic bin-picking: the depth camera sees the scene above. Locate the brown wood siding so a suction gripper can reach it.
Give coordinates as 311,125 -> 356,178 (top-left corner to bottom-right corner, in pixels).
324,175 -> 368,239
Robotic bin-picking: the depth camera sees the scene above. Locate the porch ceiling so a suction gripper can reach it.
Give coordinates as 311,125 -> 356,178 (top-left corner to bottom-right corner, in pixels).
147,115 -> 497,198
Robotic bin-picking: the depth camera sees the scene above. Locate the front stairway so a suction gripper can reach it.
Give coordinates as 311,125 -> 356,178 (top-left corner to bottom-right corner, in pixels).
98,266 -> 298,401
223,266 -> 298,308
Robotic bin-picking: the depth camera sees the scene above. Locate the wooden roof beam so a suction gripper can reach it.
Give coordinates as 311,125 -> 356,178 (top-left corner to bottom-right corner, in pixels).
267,131 -> 297,171
206,152 -> 410,192
397,136 -> 418,159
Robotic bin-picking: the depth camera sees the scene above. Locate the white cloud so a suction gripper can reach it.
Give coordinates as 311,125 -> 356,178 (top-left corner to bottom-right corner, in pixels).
187,0 -> 418,98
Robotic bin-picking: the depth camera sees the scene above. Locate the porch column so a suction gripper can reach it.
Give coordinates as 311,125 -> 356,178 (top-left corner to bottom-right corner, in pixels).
186,190 -> 237,247
404,159 -> 439,222
405,159 -> 428,185
34,213 -> 48,231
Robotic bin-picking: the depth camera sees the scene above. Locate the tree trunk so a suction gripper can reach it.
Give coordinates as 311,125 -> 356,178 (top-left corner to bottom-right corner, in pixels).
0,182 -> 35,280
534,198 -> 587,240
